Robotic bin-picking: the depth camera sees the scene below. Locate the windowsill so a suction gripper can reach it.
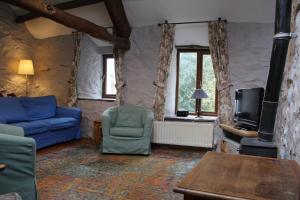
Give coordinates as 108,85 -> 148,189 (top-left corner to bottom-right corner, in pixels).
164,115 -> 217,123
77,98 -> 115,102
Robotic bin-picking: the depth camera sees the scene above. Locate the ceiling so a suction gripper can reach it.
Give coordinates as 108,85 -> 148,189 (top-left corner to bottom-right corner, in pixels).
10,0 -> 276,43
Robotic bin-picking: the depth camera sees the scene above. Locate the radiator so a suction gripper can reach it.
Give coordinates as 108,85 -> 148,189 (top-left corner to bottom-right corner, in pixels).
152,121 -> 214,148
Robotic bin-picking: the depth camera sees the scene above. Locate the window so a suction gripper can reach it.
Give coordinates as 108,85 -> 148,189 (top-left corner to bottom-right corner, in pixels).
176,48 -> 218,116
102,54 -> 117,99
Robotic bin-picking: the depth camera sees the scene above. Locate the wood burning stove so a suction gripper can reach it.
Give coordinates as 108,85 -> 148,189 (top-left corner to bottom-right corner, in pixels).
241,0 -> 295,158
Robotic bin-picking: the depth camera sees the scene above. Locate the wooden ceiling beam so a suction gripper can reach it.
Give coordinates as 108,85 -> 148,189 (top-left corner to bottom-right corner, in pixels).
104,0 -> 131,39
3,0 -> 130,49
15,0 -> 104,23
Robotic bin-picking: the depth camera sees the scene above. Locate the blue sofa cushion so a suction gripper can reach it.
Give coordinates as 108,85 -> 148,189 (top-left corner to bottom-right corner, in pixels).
11,121 -> 49,136
20,96 -> 57,121
110,127 -> 144,137
0,98 -> 28,123
39,117 -> 77,131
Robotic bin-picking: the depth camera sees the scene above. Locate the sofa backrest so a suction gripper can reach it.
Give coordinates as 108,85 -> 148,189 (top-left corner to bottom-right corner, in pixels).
20,95 -> 57,121
115,105 -> 145,128
0,97 -> 28,123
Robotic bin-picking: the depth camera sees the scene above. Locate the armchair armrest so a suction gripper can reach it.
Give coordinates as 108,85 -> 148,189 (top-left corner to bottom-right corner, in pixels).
101,107 -> 118,137
142,110 -> 154,137
0,134 -> 37,200
0,124 -> 24,137
56,107 -> 82,122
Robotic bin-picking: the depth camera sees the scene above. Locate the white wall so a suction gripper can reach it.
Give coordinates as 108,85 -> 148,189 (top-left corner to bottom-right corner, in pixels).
227,22 -> 274,103
164,22 -> 274,116
123,25 -> 161,108
165,24 -> 209,116
77,35 -> 113,99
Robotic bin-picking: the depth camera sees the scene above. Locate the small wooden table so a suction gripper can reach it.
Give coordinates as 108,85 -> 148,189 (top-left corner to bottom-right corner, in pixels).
94,121 -> 102,145
174,152 -> 300,200
0,163 -> 6,172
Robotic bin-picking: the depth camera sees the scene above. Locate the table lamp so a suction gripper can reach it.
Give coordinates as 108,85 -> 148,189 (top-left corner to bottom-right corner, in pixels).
18,59 -> 34,96
191,89 -> 209,117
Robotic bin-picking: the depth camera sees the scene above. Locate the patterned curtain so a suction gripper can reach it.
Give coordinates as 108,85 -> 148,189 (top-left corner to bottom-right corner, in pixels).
67,31 -> 83,107
208,21 -> 233,125
153,23 -> 175,121
113,47 -> 126,106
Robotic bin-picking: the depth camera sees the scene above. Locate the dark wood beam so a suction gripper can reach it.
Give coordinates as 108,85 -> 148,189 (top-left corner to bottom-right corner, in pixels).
104,0 -> 131,38
15,0 -> 104,23
3,0 -> 129,49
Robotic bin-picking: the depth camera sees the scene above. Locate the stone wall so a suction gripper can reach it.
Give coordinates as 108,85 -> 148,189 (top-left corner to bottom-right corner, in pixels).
0,2 -> 74,106
274,1 -> 300,164
31,35 -> 74,106
0,2 -> 36,96
77,99 -> 115,138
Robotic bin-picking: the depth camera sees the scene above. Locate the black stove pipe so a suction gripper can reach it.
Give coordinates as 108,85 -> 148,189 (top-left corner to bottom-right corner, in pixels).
258,0 -> 293,141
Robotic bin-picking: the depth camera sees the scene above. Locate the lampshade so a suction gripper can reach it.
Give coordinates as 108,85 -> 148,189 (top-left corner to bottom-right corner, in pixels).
191,89 -> 209,99
18,59 -> 34,75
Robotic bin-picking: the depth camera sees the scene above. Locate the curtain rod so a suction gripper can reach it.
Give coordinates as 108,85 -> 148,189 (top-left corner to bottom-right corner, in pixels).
158,17 -> 227,26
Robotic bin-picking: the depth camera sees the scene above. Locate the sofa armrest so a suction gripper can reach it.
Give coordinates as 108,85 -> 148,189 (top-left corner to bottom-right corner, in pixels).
56,107 -> 82,121
0,134 -> 37,200
143,111 -> 154,137
0,124 -> 24,137
0,116 -> 6,124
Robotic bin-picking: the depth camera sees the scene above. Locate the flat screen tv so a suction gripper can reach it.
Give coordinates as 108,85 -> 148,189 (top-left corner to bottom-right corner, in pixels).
234,88 -> 264,130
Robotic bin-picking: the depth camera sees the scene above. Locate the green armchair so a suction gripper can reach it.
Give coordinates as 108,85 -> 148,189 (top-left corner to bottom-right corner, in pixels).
0,124 -> 37,200
101,105 -> 154,155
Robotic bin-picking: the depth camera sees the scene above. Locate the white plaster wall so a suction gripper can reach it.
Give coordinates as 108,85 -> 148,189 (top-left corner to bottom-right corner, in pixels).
77,35 -> 113,99
77,35 -> 114,137
165,22 -> 274,116
227,23 -> 274,103
165,24 -> 209,116
123,25 -> 161,109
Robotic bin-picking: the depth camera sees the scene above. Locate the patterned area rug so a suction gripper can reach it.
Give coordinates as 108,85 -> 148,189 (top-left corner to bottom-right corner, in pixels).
37,140 -> 205,200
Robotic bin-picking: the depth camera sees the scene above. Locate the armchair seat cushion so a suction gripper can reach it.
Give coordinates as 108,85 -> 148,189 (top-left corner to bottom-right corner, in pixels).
11,121 -> 49,136
38,117 -> 77,131
110,127 -> 144,138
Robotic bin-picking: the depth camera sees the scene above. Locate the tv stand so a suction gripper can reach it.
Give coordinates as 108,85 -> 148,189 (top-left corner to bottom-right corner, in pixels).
220,124 -> 258,138
220,124 -> 258,154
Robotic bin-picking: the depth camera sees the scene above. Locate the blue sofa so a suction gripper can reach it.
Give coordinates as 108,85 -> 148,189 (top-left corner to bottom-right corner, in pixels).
0,95 -> 81,149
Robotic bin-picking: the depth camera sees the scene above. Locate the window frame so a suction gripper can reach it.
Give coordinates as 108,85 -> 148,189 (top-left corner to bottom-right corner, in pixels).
102,54 -> 116,99
175,48 -> 218,116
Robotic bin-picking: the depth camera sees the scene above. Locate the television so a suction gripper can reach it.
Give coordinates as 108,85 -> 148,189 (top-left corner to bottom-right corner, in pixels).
234,88 -> 264,130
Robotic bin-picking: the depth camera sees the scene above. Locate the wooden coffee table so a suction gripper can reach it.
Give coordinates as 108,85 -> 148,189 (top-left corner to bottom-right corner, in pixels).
174,152 -> 300,200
